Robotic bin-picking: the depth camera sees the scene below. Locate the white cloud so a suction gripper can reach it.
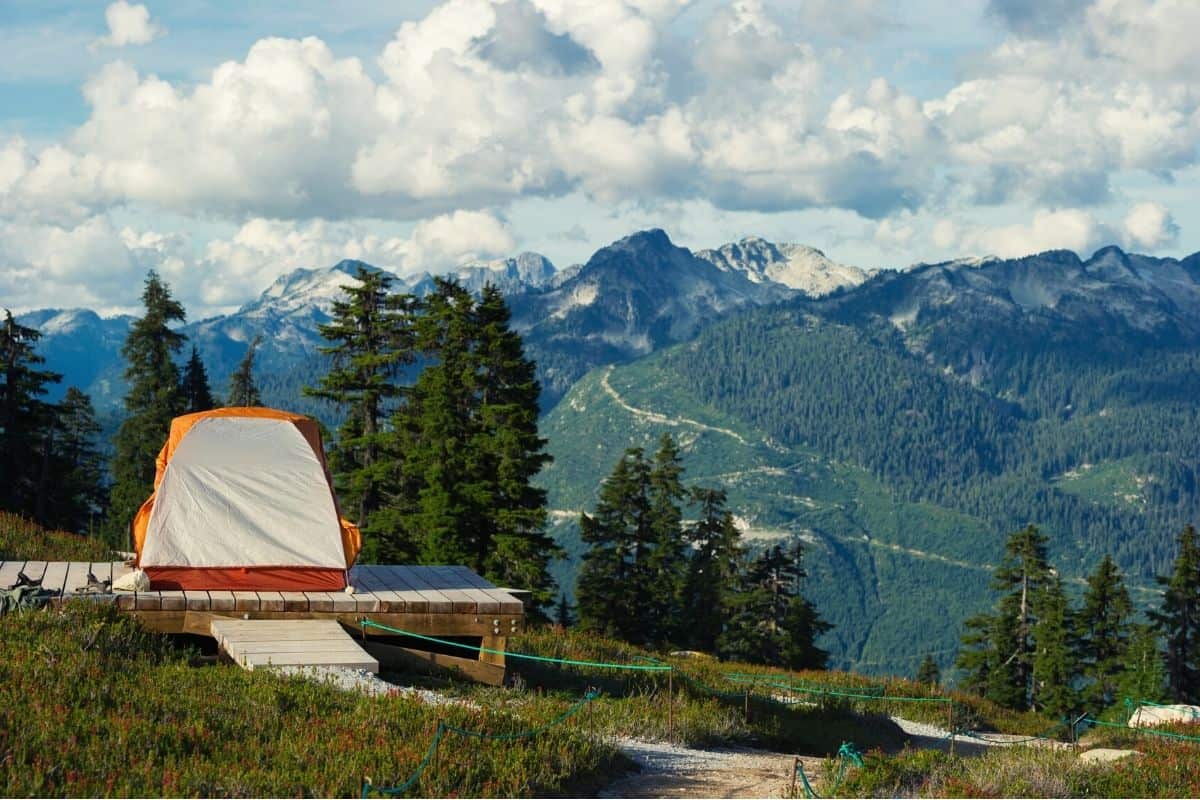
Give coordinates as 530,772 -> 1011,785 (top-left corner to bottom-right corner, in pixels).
92,1 -> 165,50
934,209 -> 1113,259
1123,201 -> 1180,250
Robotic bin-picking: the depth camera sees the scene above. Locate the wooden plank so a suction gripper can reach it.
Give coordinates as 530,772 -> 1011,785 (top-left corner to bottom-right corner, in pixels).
244,652 -> 378,671
304,592 -> 335,613
159,591 -> 187,612
19,561 -> 48,584
0,561 -> 26,589
425,565 -> 493,613
40,562 -> 69,596
328,591 -> 359,613
184,591 -> 211,612
449,566 -> 525,614
355,566 -> 407,613
346,567 -> 383,613
209,618 -> 379,673
134,591 -> 163,611
257,592 -> 285,612
232,592 -> 260,612
208,591 -> 236,612
88,562 -> 113,587
388,566 -> 454,613
280,592 -> 309,613
62,562 -> 91,596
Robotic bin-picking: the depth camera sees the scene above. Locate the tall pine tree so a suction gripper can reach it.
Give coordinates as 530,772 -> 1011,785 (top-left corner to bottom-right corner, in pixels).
957,524 -> 1051,709
182,346 -> 217,412
1076,554 -> 1133,709
680,486 -> 743,653
1150,524 -> 1200,702
305,267 -> 415,560
0,310 -> 61,518
43,387 -> 106,533
227,337 -> 263,407
472,285 -> 557,607
103,272 -> 187,547
1030,574 -> 1078,717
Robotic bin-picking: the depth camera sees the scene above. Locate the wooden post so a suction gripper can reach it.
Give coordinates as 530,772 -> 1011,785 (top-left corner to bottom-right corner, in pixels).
745,688 -> 751,722
948,702 -> 956,756
667,671 -> 674,742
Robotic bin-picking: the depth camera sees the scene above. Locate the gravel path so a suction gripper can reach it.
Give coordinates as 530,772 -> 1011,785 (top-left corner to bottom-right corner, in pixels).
273,665 -> 466,706
890,716 -> 1069,755
601,737 -> 824,799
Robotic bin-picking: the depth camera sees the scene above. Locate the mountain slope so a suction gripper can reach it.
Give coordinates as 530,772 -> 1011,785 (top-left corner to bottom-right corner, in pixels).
696,236 -> 870,295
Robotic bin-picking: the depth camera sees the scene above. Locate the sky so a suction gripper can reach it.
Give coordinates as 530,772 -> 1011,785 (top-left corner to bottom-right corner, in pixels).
1,0 -> 1198,315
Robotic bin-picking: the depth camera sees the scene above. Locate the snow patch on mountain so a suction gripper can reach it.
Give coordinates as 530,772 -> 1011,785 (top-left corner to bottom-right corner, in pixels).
696,236 -> 869,296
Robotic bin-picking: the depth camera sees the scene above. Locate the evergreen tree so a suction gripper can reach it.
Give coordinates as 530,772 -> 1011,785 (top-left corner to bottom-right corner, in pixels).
181,346 -> 217,412
1031,574 -> 1078,717
720,541 -> 830,668
957,524 -> 1051,710
400,279 -> 479,568
576,448 -> 654,643
1116,624 -> 1167,704
304,267 -> 415,560
554,593 -> 574,628
1076,554 -> 1133,709
1150,524 -> 1200,702
43,387 -> 106,533
227,337 -> 263,407
0,310 -> 61,517
103,272 -> 187,547
643,434 -> 688,640
916,655 -> 941,688
680,486 -> 743,653
472,285 -> 558,607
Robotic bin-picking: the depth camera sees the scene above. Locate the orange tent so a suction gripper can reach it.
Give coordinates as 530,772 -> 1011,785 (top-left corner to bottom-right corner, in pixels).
131,407 -> 361,591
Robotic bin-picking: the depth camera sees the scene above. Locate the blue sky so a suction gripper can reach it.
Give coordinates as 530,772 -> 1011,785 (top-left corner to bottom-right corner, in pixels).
1,0 -> 1197,314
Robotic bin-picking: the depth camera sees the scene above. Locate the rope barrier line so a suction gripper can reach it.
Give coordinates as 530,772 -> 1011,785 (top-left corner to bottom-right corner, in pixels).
794,742 -> 864,799
363,690 -> 601,797
725,675 -> 952,705
1081,716 -> 1200,744
359,620 -> 672,671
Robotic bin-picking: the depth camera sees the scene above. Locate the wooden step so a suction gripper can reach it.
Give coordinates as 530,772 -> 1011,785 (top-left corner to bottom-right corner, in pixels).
210,618 -> 379,673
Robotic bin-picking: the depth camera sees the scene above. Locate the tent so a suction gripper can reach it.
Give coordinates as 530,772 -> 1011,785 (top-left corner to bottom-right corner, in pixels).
131,407 -> 361,591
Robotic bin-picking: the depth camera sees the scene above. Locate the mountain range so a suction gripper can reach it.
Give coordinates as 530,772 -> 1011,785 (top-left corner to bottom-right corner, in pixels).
17,230 -> 1200,676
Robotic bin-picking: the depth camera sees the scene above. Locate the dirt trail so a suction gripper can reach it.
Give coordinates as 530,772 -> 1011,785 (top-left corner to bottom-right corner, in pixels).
602,738 -> 824,799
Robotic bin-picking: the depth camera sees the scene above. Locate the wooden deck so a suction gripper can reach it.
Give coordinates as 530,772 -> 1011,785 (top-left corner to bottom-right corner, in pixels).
211,618 -> 379,672
0,561 -> 524,683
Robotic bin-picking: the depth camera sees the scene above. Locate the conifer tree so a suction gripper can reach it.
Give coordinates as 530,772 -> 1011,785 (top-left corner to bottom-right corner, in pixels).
554,593 -> 574,628
103,272 -> 187,547
1150,524 -> 1200,702
916,655 -> 941,688
720,541 -> 829,668
1116,624 -> 1167,704
400,279 -> 479,568
1031,574 -> 1078,717
1076,554 -> 1133,709
472,285 -> 557,606
643,434 -> 688,638
227,337 -> 263,407
957,524 -> 1051,709
181,345 -> 217,412
680,486 -> 743,653
0,310 -> 61,517
43,387 -> 106,533
576,448 -> 654,643
305,267 -> 415,560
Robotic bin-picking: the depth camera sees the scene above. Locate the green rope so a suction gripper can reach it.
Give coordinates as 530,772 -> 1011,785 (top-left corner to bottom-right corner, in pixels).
793,741 -> 863,799
363,691 -> 600,797
1083,717 -> 1200,744
725,675 -> 950,704
360,620 -> 672,671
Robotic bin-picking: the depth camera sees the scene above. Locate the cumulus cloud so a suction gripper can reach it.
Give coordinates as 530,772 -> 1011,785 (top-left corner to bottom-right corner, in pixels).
1123,201 -> 1180,250
1,210 -> 516,315
933,209 -> 1114,259
91,1 -> 165,50
986,0 -> 1089,36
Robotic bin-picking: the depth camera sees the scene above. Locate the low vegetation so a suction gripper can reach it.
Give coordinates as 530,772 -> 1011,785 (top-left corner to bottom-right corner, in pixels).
0,512 -> 112,562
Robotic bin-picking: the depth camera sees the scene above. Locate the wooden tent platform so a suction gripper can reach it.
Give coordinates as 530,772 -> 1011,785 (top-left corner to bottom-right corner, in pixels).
211,618 -> 379,672
0,561 -> 523,683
